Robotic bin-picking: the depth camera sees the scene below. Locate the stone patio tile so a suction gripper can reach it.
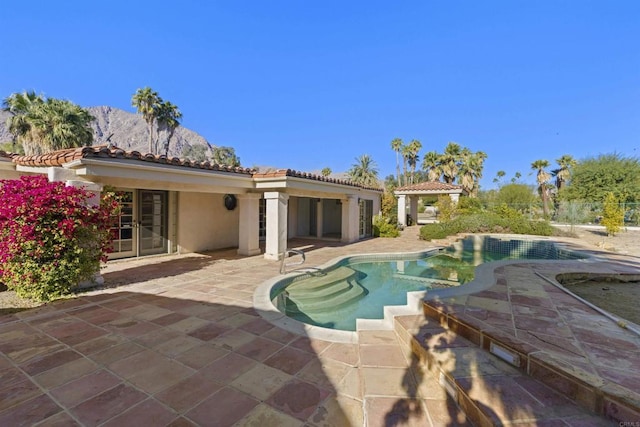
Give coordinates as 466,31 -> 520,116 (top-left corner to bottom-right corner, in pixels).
336,366 -> 362,400
265,379 -> 331,421
33,356 -> 99,389
231,363 -> 292,400
261,327 -> 298,344
360,344 -> 408,368
72,333 -> 128,356
69,383 -> 147,426
218,312 -> 257,328
320,342 -> 359,366
239,317 -> 277,335
0,393 -> 62,426
36,410 -> 81,426
358,330 -> 399,345
155,373 -> 224,413
173,343 -> 229,370
50,369 -> 122,408
0,379 -> 42,412
307,394 -> 364,427
264,346 -> 315,375
134,327 -> 181,348
69,306 -> 121,326
167,316 -> 211,334
236,336 -> 283,362
0,365 -> 29,390
153,334 -> 203,358
465,296 -> 512,314
197,353 -> 256,385
513,315 -> 573,338
235,403 -> 302,427
38,319 -> 109,347
423,397 -> 469,426
89,341 -> 145,365
19,349 -> 82,376
186,387 -> 259,427
297,358 -> 351,390
102,317 -> 161,338
100,398 -> 178,427
289,336 -> 332,354
362,367 -> 417,397
364,397 -> 429,427
112,353 -> 194,394
149,312 -> 190,326
512,303 -> 560,319
214,328 -> 256,350
187,322 -> 231,341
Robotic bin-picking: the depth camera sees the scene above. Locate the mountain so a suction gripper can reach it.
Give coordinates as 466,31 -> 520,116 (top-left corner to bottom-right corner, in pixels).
0,106 -> 214,158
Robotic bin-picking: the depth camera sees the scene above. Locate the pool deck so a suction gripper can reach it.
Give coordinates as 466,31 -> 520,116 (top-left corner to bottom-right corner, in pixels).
0,227 -> 638,426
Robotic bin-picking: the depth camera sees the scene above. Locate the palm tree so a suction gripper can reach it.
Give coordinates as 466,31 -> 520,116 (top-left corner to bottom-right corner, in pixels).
3,91 -> 44,153
157,101 -> 182,156
422,151 -> 441,181
3,92 -> 94,156
493,170 -> 506,184
132,87 -> 161,154
29,99 -> 94,154
390,138 -> 404,187
440,142 -> 462,184
347,154 -> 379,187
531,159 -> 552,217
552,154 -> 576,191
401,144 -> 411,187
458,149 -> 487,197
406,139 -> 422,185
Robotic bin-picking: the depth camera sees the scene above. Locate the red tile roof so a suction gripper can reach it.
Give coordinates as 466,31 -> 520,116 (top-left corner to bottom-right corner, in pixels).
396,181 -> 465,192
8,146 -> 383,191
11,145 -> 255,175
253,169 -> 382,191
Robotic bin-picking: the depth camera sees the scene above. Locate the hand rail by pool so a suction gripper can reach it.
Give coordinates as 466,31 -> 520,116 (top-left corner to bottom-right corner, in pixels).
280,249 -> 305,274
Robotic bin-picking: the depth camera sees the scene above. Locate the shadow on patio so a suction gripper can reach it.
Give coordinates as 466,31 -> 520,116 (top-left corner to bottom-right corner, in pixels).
0,290 -> 356,426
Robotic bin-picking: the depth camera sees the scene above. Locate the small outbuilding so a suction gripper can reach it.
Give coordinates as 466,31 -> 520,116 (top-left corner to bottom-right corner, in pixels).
394,181 -> 467,226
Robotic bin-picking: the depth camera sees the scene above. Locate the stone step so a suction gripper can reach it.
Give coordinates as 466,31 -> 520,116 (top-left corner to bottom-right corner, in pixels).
285,279 -> 368,314
393,314 -> 611,426
287,279 -> 352,303
286,266 -> 360,292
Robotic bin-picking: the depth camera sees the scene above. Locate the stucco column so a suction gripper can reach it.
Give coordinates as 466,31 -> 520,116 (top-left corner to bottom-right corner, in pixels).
450,193 -> 460,204
409,195 -> 419,226
62,178 -> 105,288
397,194 -> 407,226
316,199 -> 323,237
264,192 -> 289,260
237,193 -> 262,256
341,195 -> 359,243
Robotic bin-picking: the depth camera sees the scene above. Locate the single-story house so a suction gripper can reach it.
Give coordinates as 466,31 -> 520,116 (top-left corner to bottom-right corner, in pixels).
0,145 -> 382,261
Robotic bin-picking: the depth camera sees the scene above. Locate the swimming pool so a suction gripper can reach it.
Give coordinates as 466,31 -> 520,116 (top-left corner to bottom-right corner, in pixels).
268,236 -> 587,331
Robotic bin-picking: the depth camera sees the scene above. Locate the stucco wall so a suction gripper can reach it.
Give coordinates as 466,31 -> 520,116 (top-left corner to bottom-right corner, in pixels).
177,192 -> 239,253
323,199 -> 342,235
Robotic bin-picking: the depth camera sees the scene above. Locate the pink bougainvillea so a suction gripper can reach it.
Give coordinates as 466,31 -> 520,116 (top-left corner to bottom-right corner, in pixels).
0,175 -> 120,301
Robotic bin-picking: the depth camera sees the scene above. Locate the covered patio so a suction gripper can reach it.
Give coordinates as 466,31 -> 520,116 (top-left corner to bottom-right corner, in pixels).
394,181 -> 467,226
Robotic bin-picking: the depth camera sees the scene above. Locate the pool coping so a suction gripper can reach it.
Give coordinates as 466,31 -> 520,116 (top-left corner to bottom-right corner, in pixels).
253,234 -> 604,343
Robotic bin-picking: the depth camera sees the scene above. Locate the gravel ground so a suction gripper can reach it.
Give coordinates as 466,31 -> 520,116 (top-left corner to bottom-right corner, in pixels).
2,225 -> 639,318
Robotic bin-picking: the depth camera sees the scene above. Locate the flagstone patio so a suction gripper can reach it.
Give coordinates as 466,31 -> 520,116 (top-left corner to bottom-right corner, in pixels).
0,227 -> 637,426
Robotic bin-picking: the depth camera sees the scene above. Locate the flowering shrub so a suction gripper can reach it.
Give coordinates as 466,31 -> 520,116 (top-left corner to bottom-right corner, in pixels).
0,175 -> 119,301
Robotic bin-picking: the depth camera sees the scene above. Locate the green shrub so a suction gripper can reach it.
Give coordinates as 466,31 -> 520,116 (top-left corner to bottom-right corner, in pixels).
373,215 -> 400,238
456,197 -> 483,215
419,212 -> 553,241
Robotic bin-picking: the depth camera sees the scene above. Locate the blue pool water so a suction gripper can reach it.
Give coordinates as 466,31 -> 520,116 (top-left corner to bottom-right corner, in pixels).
271,236 -> 585,331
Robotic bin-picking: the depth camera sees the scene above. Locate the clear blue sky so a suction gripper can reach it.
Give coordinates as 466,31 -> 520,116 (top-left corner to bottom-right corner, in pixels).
2,1 -> 639,189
